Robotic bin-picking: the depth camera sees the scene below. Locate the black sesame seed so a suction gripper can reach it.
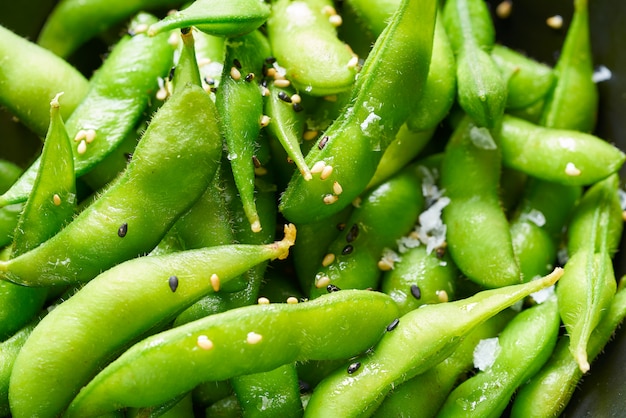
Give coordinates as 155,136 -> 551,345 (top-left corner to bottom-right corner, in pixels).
180,27 -> 191,35
347,362 -> 361,374
204,77 -> 216,86
410,284 -> 421,300
169,275 -> 179,292
292,102 -> 303,112
346,224 -> 359,243
124,152 -> 133,162
233,58 -> 242,69
298,380 -> 311,393
435,246 -> 446,258
326,284 -> 341,293
265,56 -> 277,64
341,245 -> 353,255
245,73 -> 255,82
117,222 -> 128,238
260,78 -> 268,88
318,135 -> 329,150
168,66 -> 176,81
278,91 -> 292,103
336,222 -> 346,231
386,318 -> 400,332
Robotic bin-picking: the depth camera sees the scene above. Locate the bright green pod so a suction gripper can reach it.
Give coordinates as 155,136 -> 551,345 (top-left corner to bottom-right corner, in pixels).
171,28 -> 203,92
192,380 -> 233,411
442,0 -> 506,128
127,392 -> 194,418
232,363 -> 303,418
510,178 -> 581,282
436,297 -> 560,418
441,117 -> 521,288
0,162 -> 22,248
0,25 -> 89,137
308,165 -> 425,299
1,13 -> 175,207
500,115 -> 625,186
217,30 -> 270,233
371,310 -> 515,418
304,269 -> 562,417
266,0 -> 358,96
0,93 -> 76,340
511,281 -> 626,418
148,0 -> 270,37
567,173 -> 624,257
8,225 -> 296,418
0,84 -> 222,287
279,0 -> 436,224
540,0 -> 598,132
381,245 -> 458,316
64,290 -> 400,416
558,249 -> 616,374
491,44 -> 556,110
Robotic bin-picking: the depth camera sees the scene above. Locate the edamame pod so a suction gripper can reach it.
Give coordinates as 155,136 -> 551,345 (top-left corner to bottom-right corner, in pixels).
303,268 -> 563,417
279,0 -> 436,223
8,225 -> 296,418
266,0 -> 358,96
499,115 -> 625,187
148,0 -> 270,37
1,13 -> 175,207
64,289 -> 399,416
0,83 -> 222,286
436,297 -> 560,418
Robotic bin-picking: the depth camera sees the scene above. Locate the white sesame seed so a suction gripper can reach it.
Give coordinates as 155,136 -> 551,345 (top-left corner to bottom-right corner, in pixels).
197,57 -> 212,67
322,253 -> 336,267
546,15 -> 563,29
310,160 -> 326,174
496,0 -> 512,19
290,93 -> 302,104
210,273 -> 220,292
247,332 -> 263,344
328,14 -> 343,27
251,220 -> 262,233
197,335 -> 214,350
323,194 -> 339,205
230,66 -> 241,81
347,55 -> 359,69
315,275 -> 331,288
77,140 -> 87,155
258,297 -> 270,305
85,129 -> 97,143
320,165 -> 334,180
565,162 -> 582,176
274,79 -> 291,88
167,32 -> 180,47
260,115 -> 271,127
436,290 -> 449,303
332,181 -> 343,195
286,297 -> 299,304
377,259 -> 394,271
156,88 -> 169,101
53,194 -> 61,206
261,86 -> 271,97
74,129 -> 87,142
134,23 -> 149,34
266,68 -> 277,78
322,5 -> 336,15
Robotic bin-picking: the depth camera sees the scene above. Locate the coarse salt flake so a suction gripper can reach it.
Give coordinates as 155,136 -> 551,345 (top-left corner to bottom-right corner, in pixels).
473,337 -> 501,371
565,162 -> 582,176
469,126 -> 497,150
593,65 -> 612,83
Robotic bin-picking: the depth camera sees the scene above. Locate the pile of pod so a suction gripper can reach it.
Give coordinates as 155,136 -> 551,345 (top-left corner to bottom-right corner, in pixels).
0,0 -> 624,416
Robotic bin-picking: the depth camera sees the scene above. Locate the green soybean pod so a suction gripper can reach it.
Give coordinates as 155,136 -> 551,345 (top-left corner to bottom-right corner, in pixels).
308,164 -> 425,299
540,0 -> 598,132
8,225 -> 296,418
0,24 -> 89,137
148,0 -> 270,37
441,116 -> 521,288
511,280 -> 626,418
0,83 -> 222,287
278,0 -> 437,224
232,363 -> 303,418
491,44 -> 555,111
499,115 -> 625,187
436,297 -> 560,418
442,0 -> 507,128
0,161 -> 22,248
303,269 -> 562,417
64,290 -> 400,416
37,0 -> 182,58
266,0 -> 358,96
371,309 -> 515,418
205,395 -> 243,418
217,30 -> 271,233
0,93 -> 75,340
0,13 -> 175,207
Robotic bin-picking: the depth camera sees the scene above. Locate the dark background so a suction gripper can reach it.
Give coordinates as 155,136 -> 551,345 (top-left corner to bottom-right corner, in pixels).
2,0 -> 626,415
